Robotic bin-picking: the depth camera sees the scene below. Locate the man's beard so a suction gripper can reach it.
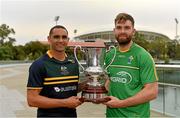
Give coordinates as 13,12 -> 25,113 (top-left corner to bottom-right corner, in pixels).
115,34 -> 132,46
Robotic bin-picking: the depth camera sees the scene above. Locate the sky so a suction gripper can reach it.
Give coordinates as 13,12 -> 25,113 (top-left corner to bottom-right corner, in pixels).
0,0 -> 180,45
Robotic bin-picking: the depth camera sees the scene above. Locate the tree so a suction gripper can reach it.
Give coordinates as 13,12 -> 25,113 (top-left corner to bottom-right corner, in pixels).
24,41 -> 49,60
0,45 -> 14,60
0,24 -> 16,45
133,32 -> 149,50
167,40 -> 178,59
174,43 -> 180,59
13,45 -> 26,60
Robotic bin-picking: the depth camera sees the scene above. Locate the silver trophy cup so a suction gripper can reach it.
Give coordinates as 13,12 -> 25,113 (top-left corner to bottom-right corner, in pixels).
74,41 -> 115,103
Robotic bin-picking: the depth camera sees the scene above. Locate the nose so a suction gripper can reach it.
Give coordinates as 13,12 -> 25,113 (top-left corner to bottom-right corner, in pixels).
120,28 -> 125,33
56,37 -> 64,42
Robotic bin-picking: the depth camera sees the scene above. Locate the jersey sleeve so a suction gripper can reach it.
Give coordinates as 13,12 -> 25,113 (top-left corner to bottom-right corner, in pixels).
139,52 -> 158,85
27,60 -> 46,88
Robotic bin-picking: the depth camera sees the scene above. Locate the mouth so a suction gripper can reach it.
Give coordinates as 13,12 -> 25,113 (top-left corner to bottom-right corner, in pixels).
119,34 -> 127,38
56,42 -> 65,46
119,36 -> 127,40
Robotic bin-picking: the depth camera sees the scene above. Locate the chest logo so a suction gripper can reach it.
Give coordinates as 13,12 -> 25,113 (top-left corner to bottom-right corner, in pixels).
128,55 -> 134,64
60,66 -> 69,75
110,71 -> 132,84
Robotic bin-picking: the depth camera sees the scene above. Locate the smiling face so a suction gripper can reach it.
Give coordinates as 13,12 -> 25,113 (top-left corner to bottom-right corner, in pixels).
48,28 -> 69,52
114,19 -> 135,46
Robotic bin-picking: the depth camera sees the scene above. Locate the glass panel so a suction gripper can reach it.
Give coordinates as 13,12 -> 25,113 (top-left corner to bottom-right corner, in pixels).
151,65 -> 180,117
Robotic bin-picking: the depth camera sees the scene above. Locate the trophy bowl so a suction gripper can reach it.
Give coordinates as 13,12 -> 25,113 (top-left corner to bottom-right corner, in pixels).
81,66 -> 109,103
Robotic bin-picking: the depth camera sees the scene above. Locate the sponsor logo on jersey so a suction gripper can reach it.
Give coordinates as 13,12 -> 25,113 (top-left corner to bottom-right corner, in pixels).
54,87 -> 61,92
54,86 -> 77,92
110,71 -> 132,84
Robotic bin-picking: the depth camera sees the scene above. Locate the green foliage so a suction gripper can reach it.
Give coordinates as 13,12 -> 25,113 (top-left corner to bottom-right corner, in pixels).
24,41 -> 49,60
133,32 -> 150,50
0,45 -> 14,60
0,24 -> 15,45
65,47 -> 74,56
174,43 -> 180,60
13,45 -> 26,60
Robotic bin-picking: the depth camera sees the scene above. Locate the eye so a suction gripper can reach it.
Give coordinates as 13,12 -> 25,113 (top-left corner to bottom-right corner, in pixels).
125,26 -> 131,30
62,35 -> 68,39
116,26 -> 121,30
53,35 -> 60,39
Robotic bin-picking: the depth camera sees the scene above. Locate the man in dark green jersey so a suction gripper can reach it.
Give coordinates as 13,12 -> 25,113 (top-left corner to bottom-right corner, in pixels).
27,25 -> 83,117
103,13 -> 158,117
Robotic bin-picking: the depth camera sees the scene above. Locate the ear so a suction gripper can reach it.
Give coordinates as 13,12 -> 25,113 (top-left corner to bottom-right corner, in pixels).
113,28 -> 116,33
133,29 -> 136,35
47,36 -> 51,43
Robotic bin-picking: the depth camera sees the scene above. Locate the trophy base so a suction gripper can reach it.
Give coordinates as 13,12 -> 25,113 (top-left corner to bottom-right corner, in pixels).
84,97 -> 110,103
81,86 -> 109,103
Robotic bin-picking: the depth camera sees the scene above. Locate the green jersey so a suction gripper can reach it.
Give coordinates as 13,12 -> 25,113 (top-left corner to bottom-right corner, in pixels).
105,42 -> 158,117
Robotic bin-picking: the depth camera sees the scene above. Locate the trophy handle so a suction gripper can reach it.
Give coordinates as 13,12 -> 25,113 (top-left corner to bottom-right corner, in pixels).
74,45 -> 85,73
104,46 -> 116,71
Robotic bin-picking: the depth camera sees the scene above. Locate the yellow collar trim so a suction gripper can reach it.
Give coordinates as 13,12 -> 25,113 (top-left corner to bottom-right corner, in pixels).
47,50 -> 53,58
46,50 -> 67,59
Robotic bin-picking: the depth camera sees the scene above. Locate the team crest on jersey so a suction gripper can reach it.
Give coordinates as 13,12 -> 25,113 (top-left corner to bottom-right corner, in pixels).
60,66 -> 69,75
128,55 -> 134,64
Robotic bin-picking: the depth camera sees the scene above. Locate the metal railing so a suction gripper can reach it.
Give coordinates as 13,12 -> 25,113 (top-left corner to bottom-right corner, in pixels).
151,64 -> 180,117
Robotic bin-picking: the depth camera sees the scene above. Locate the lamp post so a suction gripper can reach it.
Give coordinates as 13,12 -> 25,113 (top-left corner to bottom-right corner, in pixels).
175,18 -> 179,39
54,16 -> 60,25
74,29 -> 77,39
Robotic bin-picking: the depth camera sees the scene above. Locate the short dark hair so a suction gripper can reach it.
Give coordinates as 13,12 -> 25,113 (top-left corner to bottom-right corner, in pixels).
49,25 -> 68,36
114,13 -> 135,26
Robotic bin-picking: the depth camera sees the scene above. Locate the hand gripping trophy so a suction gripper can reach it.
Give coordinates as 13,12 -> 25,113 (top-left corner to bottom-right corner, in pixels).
73,40 -> 116,103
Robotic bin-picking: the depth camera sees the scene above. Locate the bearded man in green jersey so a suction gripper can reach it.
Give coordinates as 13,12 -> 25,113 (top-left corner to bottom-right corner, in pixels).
103,13 -> 158,117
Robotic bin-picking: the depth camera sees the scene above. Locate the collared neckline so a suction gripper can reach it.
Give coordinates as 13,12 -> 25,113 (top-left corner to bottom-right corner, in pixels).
118,42 -> 134,53
46,50 -> 67,59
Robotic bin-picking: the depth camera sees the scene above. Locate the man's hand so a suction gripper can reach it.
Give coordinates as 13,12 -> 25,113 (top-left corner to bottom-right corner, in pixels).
103,96 -> 122,108
64,96 -> 83,108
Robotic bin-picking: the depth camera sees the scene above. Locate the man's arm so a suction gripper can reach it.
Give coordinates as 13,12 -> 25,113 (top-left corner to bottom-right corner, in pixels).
104,82 -> 158,108
27,89 -> 82,108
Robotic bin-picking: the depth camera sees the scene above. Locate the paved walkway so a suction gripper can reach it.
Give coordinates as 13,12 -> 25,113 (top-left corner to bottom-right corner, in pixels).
0,64 -> 169,117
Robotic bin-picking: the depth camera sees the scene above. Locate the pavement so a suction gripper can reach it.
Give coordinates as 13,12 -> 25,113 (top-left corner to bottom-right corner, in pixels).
0,64 -> 169,118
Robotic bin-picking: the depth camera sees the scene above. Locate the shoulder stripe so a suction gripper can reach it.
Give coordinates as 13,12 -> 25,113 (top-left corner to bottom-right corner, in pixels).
44,80 -> 78,85
45,76 -> 79,81
150,57 -> 159,81
110,65 -> 139,70
27,87 -> 42,90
